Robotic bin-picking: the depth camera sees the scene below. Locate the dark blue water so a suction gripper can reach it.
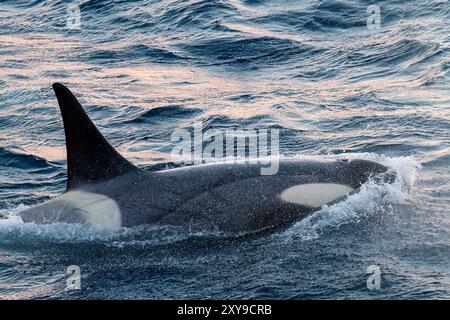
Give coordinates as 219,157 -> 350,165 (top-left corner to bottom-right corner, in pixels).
0,0 -> 449,299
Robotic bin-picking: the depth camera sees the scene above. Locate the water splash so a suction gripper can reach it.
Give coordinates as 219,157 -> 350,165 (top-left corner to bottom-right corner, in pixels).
280,153 -> 420,241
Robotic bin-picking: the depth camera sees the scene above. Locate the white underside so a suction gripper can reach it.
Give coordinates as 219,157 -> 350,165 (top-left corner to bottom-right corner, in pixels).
57,191 -> 122,228
280,183 -> 354,208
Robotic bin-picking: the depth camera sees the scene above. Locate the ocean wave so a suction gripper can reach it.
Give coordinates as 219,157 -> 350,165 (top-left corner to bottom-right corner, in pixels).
125,105 -> 203,124
83,44 -> 185,65
0,147 -> 56,170
180,35 -> 320,67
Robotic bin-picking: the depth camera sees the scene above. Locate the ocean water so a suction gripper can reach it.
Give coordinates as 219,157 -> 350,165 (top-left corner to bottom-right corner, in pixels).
0,0 -> 449,299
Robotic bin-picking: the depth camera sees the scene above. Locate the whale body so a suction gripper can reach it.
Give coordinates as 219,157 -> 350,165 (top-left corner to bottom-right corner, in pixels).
20,83 -> 394,235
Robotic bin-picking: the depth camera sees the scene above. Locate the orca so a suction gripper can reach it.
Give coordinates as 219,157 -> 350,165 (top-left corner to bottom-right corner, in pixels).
19,83 -> 395,234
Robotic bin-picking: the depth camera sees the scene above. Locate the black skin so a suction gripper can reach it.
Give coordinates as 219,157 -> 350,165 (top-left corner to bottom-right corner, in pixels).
23,158 -> 392,234
103,159 -> 394,232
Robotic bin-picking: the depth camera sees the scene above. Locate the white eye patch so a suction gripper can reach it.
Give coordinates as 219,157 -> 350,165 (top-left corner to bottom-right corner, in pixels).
280,183 -> 354,208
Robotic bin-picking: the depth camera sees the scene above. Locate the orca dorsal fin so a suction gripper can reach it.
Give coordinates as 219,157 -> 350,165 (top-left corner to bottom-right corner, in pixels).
52,83 -> 139,190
